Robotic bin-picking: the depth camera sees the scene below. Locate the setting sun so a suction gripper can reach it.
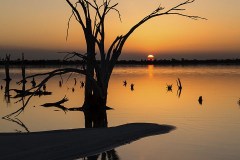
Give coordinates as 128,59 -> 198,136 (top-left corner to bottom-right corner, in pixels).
147,54 -> 154,61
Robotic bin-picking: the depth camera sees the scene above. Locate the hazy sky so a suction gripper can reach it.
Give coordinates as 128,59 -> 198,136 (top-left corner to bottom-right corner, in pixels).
0,0 -> 240,60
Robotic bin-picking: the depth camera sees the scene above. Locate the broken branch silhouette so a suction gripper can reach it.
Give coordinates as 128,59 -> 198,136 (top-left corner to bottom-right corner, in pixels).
3,68 -> 101,118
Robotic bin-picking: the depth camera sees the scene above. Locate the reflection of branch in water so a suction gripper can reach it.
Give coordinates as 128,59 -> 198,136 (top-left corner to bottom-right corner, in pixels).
87,149 -> 120,160
2,117 -> 30,133
177,88 -> 182,98
176,78 -> 182,90
106,149 -> 120,160
4,80 -> 11,104
238,98 -> 240,107
42,104 -> 69,113
2,95 -> 30,132
176,78 -> 183,98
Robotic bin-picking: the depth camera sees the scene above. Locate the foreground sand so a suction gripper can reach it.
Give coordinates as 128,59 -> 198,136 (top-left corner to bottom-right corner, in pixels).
0,123 -> 175,160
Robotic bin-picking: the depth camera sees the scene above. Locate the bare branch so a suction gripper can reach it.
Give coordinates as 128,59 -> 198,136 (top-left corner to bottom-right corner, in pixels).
106,3 -> 122,22
106,36 -> 122,62
166,12 -> 207,20
166,0 -> 195,13
66,0 -> 85,28
3,66 -> 106,118
58,52 -> 87,61
66,4 -> 76,41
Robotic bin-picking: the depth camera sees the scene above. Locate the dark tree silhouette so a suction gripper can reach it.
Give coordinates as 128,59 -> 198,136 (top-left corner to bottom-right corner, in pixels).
4,0 -> 205,118
64,0 -> 205,110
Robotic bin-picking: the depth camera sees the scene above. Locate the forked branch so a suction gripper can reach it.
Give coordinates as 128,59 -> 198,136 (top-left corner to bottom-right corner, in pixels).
106,0 -> 206,78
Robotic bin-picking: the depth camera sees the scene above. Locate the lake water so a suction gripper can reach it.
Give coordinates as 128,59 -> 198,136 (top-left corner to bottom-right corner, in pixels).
0,65 -> 240,160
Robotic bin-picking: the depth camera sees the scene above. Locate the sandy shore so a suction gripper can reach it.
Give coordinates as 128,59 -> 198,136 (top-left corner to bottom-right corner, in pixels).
0,123 -> 175,160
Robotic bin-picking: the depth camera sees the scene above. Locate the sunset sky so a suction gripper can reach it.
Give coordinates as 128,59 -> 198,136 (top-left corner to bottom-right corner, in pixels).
0,0 -> 240,60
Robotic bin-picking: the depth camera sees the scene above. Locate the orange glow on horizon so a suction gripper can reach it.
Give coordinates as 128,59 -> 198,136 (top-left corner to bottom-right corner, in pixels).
0,0 -> 240,58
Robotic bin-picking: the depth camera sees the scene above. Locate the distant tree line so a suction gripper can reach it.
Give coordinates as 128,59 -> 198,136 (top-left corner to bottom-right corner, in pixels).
118,59 -> 240,65
0,58 -> 239,66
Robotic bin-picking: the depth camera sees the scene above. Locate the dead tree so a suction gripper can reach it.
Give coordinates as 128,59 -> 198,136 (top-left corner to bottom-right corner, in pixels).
16,53 -> 27,94
3,54 -> 11,103
176,78 -> 182,97
21,53 -> 27,91
64,0 -> 205,109
4,54 -> 11,81
4,0 -> 206,118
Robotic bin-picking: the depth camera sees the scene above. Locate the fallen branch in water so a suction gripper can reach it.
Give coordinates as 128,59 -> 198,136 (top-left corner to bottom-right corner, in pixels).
12,89 -> 52,98
41,96 -> 69,113
41,96 -> 68,108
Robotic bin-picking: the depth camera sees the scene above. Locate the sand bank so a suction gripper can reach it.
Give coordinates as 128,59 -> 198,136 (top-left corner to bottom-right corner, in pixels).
0,123 -> 175,160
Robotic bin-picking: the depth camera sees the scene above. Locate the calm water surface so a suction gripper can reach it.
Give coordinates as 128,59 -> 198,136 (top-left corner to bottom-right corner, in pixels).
0,65 -> 240,160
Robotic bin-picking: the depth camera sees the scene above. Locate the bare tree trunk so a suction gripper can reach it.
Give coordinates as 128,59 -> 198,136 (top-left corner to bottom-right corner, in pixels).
83,108 -> 115,160
83,35 -> 96,108
84,109 -> 108,128
4,54 -> 11,81
21,53 -> 26,92
4,54 -> 11,103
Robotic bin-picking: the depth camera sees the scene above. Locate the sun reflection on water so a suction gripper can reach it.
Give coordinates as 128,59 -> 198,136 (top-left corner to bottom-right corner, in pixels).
147,65 -> 154,78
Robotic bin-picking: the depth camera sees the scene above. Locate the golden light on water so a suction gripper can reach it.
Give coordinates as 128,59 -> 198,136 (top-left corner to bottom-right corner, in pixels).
148,65 -> 154,78
1,66 -> 240,159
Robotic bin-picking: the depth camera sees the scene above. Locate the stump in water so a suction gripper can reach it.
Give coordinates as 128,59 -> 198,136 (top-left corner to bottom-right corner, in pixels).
4,54 -> 11,82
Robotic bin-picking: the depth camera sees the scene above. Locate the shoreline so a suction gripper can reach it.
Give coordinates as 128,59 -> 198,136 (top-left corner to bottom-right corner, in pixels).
0,123 -> 175,160
0,59 -> 239,66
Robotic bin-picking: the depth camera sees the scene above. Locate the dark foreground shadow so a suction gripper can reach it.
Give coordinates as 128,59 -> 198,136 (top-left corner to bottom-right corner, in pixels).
0,119 -> 175,160
2,99 -> 175,160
